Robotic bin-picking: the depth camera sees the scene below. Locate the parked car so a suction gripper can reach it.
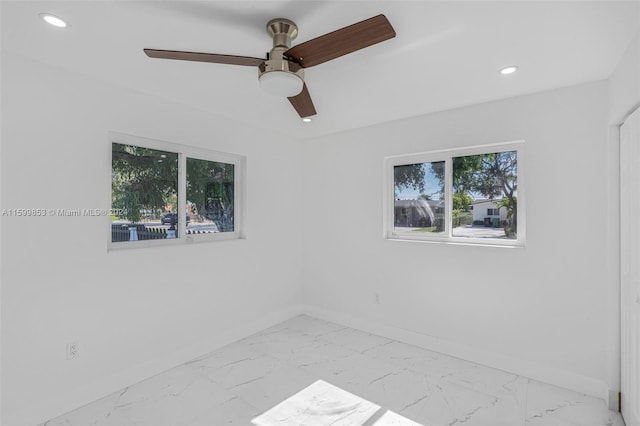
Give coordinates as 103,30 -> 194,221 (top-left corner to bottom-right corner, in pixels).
160,213 -> 190,225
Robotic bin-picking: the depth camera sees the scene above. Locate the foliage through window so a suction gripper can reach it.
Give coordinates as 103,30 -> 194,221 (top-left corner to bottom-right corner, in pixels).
387,143 -> 523,246
186,158 -> 234,233
110,133 -> 244,247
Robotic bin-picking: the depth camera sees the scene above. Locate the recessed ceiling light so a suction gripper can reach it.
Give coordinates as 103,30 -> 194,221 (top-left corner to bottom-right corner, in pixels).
499,65 -> 519,75
302,117 -> 312,123
39,13 -> 69,28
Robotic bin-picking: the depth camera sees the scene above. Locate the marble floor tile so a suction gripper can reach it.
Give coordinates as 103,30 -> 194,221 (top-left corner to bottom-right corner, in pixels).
42,391 -> 124,426
41,315 -> 624,426
275,315 -> 349,338
188,396 -> 262,425
229,363 -> 318,412
396,376 -> 522,426
242,327 -> 346,364
43,365 -> 238,426
187,345 -> 284,390
279,340 -> 363,371
525,380 -> 625,426
186,340 -> 262,367
296,348 -> 403,399
369,409 -> 430,426
316,327 -> 394,354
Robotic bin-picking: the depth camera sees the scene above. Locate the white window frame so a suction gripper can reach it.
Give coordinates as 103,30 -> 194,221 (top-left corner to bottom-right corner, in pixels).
108,131 -> 246,250
383,141 -> 525,247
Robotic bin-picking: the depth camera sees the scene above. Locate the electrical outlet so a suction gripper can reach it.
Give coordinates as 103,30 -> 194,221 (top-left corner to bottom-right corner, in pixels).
374,292 -> 381,304
66,341 -> 80,360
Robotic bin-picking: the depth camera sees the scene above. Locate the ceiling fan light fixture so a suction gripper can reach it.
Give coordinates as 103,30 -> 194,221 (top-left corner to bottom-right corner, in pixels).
259,70 -> 304,97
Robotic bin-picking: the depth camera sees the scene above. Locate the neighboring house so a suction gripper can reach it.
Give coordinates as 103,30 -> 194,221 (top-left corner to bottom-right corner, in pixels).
426,199 -> 444,214
471,199 -> 508,223
394,199 -> 435,227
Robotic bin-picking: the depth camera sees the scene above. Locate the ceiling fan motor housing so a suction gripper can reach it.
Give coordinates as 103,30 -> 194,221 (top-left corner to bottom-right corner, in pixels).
258,18 -> 305,97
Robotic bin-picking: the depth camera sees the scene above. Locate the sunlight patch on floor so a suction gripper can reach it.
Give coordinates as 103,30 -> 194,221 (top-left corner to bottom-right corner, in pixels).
251,379 -> 423,426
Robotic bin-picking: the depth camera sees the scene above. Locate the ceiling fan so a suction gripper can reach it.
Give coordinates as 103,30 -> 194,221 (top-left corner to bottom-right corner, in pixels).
144,14 -> 396,119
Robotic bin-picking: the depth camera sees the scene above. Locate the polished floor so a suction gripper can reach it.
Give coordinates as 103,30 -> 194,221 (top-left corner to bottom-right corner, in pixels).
42,315 -> 624,426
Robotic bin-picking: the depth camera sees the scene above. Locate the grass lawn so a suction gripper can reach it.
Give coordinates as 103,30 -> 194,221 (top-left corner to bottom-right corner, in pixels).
413,227 -> 438,232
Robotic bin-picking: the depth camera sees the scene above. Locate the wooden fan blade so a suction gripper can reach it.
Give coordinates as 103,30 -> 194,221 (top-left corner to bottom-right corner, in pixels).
144,49 -> 265,66
288,84 -> 317,118
284,14 -> 395,68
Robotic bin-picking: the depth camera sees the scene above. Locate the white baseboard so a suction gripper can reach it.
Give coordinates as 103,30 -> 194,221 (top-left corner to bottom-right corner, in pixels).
301,304 -> 612,404
6,304 -> 304,426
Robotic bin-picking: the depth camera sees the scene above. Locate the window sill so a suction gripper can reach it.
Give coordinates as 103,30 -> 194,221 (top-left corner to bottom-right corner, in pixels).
386,234 -> 524,249
107,232 -> 245,252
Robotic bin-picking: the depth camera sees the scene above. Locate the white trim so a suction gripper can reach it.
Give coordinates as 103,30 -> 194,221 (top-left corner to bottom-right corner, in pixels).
301,304 -> 610,403
445,155 -> 453,237
178,151 -> 187,235
384,140 -> 524,163
383,140 -> 525,247
107,131 -> 246,251
9,305 -> 305,426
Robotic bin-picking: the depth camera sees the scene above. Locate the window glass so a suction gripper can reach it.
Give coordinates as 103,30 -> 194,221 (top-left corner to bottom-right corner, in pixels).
393,161 -> 445,236
186,158 -> 235,234
451,151 -> 517,240
111,143 -> 179,243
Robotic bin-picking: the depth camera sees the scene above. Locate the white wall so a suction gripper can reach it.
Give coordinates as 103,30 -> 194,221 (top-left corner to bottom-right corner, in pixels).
302,81 -> 613,399
609,30 -> 640,124
0,54 -> 304,425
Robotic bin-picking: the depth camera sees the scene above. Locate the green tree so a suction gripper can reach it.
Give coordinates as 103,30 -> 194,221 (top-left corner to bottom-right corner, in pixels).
186,159 -> 235,232
394,161 -> 445,200
430,151 -> 518,237
452,190 -> 473,211
498,196 -> 517,237
111,144 -> 178,223
394,163 -> 426,194
466,151 -> 517,237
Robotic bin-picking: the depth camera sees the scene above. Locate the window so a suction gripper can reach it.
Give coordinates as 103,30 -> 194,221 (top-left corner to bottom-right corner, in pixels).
385,141 -> 524,246
110,132 -> 245,248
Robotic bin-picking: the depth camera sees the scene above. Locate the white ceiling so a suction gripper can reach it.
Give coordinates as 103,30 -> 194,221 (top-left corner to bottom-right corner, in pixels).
2,1 -> 639,140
